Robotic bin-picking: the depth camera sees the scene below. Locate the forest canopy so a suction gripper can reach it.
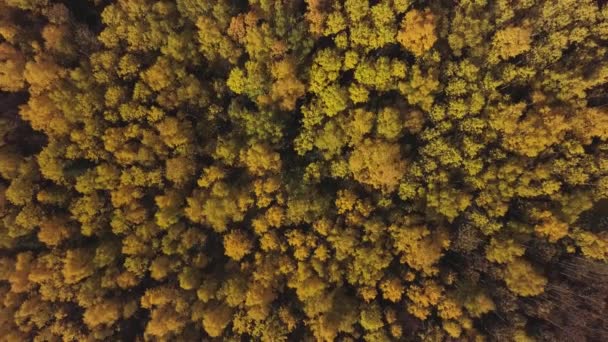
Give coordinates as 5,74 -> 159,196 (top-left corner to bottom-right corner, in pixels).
1,0 -> 608,341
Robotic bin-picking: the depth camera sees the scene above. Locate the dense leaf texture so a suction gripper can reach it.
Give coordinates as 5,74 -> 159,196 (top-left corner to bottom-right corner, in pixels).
1,0 -> 608,340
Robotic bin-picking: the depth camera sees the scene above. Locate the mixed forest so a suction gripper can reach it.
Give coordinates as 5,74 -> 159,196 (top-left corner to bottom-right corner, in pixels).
1,0 -> 608,340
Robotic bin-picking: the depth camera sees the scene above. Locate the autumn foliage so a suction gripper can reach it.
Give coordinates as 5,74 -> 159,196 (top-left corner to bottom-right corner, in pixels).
1,0 -> 608,341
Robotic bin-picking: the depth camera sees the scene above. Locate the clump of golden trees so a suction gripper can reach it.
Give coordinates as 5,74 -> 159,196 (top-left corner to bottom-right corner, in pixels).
1,0 -> 608,340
